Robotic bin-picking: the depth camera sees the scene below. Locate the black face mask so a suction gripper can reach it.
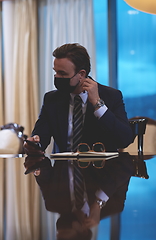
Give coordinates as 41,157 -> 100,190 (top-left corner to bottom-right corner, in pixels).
54,74 -> 79,93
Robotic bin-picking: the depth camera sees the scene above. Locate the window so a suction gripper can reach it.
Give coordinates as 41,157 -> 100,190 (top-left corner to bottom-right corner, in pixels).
118,0 -> 156,119
94,0 -> 156,119
93,0 -> 108,86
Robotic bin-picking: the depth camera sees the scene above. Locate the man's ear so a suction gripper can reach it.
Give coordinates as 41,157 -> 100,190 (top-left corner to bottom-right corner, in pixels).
79,70 -> 86,79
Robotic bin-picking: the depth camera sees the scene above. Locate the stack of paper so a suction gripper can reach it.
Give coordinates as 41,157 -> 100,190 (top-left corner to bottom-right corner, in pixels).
50,151 -> 119,161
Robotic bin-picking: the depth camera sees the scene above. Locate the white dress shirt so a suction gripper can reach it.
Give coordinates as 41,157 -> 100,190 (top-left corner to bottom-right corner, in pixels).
67,91 -> 109,214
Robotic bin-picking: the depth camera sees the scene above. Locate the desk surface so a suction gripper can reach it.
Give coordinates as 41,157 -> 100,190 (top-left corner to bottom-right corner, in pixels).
23,152 -> 156,240
1,152 -> 156,240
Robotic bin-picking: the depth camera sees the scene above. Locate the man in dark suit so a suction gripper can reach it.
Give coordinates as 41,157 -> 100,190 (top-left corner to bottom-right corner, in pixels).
25,43 -> 133,152
24,43 -> 133,228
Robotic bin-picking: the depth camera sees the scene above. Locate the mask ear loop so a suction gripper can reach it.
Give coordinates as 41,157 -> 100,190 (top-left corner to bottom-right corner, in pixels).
70,72 -> 78,80
68,72 -> 81,91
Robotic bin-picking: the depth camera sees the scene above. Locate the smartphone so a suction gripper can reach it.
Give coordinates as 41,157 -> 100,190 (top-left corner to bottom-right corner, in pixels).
25,140 -> 42,150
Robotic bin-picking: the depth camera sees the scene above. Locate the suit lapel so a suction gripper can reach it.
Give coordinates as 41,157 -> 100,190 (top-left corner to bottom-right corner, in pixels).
56,94 -> 70,151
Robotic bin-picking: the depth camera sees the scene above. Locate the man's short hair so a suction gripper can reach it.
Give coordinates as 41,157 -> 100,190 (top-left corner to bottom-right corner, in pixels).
53,43 -> 91,77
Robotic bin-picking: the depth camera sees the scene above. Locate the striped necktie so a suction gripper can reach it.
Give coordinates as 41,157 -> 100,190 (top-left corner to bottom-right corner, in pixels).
72,95 -> 84,209
72,95 -> 83,152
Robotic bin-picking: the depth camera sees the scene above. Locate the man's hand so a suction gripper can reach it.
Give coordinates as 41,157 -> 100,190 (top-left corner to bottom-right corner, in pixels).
82,78 -> 100,106
23,135 -> 44,155
24,155 -> 43,176
84,200 -> 101,228
24,155 -> 45,170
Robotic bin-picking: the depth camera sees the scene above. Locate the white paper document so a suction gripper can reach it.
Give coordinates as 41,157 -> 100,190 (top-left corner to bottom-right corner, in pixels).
50,151 -> 119,161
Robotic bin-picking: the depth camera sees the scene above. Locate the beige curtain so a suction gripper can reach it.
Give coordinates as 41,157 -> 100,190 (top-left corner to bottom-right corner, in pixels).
12,0 -> 39,134
0,2 -> 4,240
2,0 -> 40,240
38,0 -> 96,239
0,3 -> 3,126
1,0 -> 96,239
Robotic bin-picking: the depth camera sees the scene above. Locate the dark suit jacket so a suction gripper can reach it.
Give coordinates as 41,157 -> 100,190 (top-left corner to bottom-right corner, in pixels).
32,83 -> 133,152
32,83 -> 134,214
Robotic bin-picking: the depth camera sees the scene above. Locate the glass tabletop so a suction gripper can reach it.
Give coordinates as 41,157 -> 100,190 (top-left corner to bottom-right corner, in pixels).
23,152 -> 156,239
1,152 -> 156,240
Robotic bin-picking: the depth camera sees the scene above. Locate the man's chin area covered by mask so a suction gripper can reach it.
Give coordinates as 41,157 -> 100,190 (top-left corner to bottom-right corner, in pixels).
54,76 -> 80,94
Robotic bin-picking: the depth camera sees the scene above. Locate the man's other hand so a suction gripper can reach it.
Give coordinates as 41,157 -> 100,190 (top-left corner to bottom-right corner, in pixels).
23,135 -> 44,155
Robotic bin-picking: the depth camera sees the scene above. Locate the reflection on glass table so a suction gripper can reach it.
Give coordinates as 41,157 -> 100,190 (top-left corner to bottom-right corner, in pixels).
24,152 -> 147,240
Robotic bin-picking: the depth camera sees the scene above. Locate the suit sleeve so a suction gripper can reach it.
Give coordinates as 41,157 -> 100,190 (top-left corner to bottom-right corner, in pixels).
31,93 -> 54,150
99,89 -> 133,149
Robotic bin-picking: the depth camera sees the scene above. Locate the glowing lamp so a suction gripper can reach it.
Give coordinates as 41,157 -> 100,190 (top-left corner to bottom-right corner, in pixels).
124,0 -> 156,14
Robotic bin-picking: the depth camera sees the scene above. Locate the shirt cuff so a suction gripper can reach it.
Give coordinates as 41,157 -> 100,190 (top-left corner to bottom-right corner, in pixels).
95,189 -> 109,202
94,105 -> 108,119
